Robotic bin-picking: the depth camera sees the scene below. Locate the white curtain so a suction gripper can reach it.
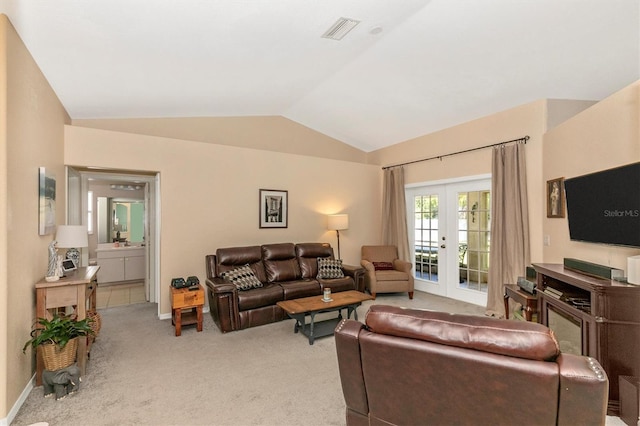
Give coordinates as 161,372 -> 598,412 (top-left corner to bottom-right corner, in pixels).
382,166 -> 410,261
486,143 -> 530,317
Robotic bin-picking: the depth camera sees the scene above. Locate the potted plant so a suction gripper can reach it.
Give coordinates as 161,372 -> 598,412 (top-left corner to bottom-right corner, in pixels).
23,314 -> 94,371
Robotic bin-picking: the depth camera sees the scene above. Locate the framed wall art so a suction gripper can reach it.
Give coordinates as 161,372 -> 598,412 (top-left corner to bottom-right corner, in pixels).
39,167 -> 56,235
547,177 -> 565,218
259,189 -> 288,228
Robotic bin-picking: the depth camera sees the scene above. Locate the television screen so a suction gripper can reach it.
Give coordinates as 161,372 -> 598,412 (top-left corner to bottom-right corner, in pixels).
564,162 -> 640,248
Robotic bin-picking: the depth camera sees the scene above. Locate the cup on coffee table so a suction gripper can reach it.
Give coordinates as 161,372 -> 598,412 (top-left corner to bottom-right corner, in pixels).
323,288 -> 331,301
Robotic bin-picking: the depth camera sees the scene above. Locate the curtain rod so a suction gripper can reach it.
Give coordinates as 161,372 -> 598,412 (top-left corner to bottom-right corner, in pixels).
381,135 -> 530,170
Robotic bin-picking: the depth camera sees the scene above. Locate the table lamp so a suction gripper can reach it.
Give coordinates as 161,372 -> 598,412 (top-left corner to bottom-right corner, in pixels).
56,225 -> 89,267
327,214 -> 349,260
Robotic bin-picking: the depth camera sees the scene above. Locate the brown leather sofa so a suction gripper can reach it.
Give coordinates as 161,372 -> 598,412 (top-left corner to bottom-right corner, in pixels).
335,305 -> 609,426
205,242 -> 364,332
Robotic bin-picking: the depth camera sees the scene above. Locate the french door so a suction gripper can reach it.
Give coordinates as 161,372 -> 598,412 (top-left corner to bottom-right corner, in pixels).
406,176 -> 491,306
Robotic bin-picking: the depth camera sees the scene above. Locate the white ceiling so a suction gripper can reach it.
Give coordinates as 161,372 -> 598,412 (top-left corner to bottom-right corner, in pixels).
3,1 -> 639,152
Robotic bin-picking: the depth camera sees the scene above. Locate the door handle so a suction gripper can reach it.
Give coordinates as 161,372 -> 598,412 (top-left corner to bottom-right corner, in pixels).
440,244 -> 446,249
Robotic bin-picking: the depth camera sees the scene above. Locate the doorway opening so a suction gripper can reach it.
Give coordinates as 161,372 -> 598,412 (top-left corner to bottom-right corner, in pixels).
67,167 -> 160,316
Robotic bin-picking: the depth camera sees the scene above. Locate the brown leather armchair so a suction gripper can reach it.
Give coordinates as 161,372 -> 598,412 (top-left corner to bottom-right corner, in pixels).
335,305 -> 609,426
360,245 -> 414,299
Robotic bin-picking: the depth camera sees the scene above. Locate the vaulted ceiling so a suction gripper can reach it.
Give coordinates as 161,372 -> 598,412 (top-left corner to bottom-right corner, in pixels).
4,1 -> 639,152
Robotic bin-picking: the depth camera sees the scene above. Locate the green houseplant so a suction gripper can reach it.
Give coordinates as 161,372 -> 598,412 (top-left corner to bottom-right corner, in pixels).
23,314 -> 94,370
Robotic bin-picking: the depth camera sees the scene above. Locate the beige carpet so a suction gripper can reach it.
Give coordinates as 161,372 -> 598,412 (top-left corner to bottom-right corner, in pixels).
11,292 -> 623,426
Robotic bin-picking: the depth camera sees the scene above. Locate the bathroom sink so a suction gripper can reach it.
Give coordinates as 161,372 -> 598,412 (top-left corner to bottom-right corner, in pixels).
96,244 -> 144,251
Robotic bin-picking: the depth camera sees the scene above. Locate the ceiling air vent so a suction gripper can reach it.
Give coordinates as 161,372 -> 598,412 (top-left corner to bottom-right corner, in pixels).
322,17 -> 360,40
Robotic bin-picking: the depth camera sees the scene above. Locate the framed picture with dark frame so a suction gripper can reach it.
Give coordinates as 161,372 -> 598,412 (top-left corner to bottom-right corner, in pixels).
259,189 -> 288,228
547,177 -> 565,218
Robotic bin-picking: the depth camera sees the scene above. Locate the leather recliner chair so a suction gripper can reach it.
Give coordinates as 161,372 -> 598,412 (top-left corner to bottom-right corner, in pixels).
361,245 -> 414,299
335,305 -> 609,426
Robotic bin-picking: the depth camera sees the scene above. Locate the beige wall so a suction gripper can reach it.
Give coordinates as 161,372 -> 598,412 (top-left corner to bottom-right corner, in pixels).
1,14 -> 70,420
64,125 -> 381,316
543,81 -> 640,269
369,100 -> 548,264
72,116 -> 368,164
0,16 -> 7,421
370,89 -> 640,278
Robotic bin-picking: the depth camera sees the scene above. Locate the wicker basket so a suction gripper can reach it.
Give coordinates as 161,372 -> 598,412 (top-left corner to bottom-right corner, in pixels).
87,310 -> 102,338
38,337 -> 78,371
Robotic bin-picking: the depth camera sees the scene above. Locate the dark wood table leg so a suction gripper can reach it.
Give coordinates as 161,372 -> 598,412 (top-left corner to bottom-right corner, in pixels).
290,313 -> 303,333
503,293 -> 510,319
350,303 -> 362,321
174,309 -> 182,336
308,312 -> 316,345
196,306 -> 203,332
524,306 -> 533,322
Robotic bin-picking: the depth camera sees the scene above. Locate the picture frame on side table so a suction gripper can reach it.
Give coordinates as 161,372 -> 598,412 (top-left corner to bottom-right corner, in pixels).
39,167 -> 56,235
547,177 -> 565,218
259,189 -> 288,228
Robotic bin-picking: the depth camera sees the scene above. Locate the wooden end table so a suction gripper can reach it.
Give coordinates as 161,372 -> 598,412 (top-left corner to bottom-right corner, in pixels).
503,283 -> 538,321
171,284 -> 204,336
277,290 -> 373,345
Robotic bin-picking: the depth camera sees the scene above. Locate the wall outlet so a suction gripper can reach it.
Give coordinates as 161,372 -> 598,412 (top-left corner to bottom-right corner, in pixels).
543,235 -> 551,246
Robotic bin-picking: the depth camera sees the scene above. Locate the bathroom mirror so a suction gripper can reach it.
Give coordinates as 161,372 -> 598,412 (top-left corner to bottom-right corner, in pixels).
97,197 -> 145,243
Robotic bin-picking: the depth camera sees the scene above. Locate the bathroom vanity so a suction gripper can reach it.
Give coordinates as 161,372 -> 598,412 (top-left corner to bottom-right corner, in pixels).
96,246 -> 145,283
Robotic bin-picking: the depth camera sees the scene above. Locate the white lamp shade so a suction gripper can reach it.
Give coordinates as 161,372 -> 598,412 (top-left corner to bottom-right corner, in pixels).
56,225 -> 89,248
628,255 -> 640,285
328,214 -> 349,231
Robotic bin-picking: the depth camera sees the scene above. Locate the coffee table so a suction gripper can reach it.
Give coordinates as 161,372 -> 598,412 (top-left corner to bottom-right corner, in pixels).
277,290 -> 373,345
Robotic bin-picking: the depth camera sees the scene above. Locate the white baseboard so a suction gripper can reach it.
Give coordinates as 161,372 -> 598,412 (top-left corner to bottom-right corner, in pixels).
3,373 -> 35,426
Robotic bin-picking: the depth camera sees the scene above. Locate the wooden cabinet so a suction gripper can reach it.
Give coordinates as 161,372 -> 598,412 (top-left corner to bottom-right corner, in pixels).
124,253 -> 145,280
534,263 -> 640,415
97,256 -> 125,282
97,247 -> 145,283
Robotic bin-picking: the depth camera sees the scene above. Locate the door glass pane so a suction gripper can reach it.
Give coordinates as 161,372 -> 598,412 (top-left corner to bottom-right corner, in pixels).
414,195 -> 439,282
458,190 -> 490,293
480,212 -> 490,230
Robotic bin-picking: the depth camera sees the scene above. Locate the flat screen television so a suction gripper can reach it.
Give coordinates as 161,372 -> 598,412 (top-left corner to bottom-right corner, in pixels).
564,162 -> 640,248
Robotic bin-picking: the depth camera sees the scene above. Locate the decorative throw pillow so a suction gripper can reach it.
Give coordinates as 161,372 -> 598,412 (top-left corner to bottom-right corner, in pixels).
317,258 -> 345,279
373,261 -> 394,271
220,264 -> 263,291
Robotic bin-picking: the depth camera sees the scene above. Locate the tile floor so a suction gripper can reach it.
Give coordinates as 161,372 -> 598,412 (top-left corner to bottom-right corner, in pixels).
96,281 -> 146,309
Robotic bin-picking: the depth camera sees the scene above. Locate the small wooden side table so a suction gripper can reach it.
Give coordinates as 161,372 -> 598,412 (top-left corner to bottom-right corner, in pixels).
503,284 -> 538,322
170,285 -> 204,336
35,266 -> 100,385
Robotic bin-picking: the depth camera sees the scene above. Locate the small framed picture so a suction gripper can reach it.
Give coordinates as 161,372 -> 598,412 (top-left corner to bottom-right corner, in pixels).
547,177 -> 565,218
259,189 -> 288,228
38,167 -> 56,235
